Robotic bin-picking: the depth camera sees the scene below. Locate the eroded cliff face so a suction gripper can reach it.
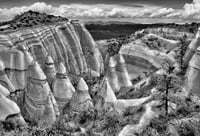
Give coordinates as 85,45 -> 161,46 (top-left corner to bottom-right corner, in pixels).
0,20 -> 104,124
0,22 -> 103,78
97,29 -> 182,81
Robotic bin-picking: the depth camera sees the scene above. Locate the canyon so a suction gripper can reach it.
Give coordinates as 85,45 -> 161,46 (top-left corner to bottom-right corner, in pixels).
0,11 -> 200,136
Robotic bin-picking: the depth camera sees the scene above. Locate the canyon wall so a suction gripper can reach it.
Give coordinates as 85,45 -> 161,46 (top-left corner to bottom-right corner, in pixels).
0,21 -> 103,82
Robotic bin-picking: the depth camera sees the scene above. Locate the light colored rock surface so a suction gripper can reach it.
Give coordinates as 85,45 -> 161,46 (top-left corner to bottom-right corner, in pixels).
0,22 -> 103,77
0,93 -> 20,121
52,62 -> 75,113
0,20 -> 103,123
44,56 -> 57,85
184,47 -> 200,97
24,62 -> 57,121
183,28 -> 200,65
116,54 -> 132,88
70,77 -> 93,112
106,56 -> 120,92
118,101 -> 161,136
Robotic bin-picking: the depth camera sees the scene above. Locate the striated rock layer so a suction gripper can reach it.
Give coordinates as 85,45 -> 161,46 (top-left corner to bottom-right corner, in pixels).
0,20 -> 104,123
0,21 -> 103,78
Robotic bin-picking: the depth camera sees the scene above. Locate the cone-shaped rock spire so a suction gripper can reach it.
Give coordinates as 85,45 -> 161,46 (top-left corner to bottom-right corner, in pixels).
99,77 -> 117,103
56,62 -> 67,74
77,77 -> 89,91
52,62 -> 75,113
49,91 -> 60,117
43,94 -> 56,125
116,54 -> 132,87
25,61 -> 53,120
70,77 -> 93,112
29,62 -> 46,80
18,45 -> 34,67
104,53 -> 110,70
108,56 -> 117,68
22,46 -> 34,67
106,56 -> 120,92
44,56 -> 56,85
95,77 -> 116,111
45,56 -> 54,65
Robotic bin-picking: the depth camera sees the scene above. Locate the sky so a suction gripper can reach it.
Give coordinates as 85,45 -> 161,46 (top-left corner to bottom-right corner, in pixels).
0,0 -> 200,23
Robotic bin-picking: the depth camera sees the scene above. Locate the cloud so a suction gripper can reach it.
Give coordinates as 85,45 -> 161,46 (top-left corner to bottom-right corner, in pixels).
0,2 -> 156,20
149,8 -> 174,18
181,0 -> 200,18
1,1 -> 200,21
0,2 -> 57,21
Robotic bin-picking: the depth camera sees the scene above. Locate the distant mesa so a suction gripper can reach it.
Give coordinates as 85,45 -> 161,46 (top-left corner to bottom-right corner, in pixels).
0,10 -> 69,32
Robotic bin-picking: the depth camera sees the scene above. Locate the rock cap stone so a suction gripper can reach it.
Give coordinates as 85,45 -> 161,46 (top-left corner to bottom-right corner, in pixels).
77,77 -> 89,91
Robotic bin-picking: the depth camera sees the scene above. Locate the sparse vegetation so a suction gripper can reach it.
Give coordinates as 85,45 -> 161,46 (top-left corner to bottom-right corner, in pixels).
0,10 -> 200,136
0,10 -> 68,32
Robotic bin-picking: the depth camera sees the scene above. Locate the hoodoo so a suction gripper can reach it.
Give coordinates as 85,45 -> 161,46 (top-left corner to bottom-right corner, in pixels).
24,62 -> 55,120
44,56 -> 57,85
0,60 -> 15,93
17,45 -> 34,68
116,53 -> 132,88
70,77 -> 93,112
183,27 -> 200,66
184,46 -> 200,97
95,77 -> 117,111
97,76 -> 152,114
0,93 -> 26,127
43,94 -> 56,125
107,56 -> 120,92
100,77 -> 117,103
52,62 -> 75,113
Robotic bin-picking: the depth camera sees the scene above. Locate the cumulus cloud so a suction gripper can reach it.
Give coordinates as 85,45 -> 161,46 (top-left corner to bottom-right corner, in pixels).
1,1 -> 200,21
149,8 -> 174,18
0,2 -> 156,21
181,0 -> 200,18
